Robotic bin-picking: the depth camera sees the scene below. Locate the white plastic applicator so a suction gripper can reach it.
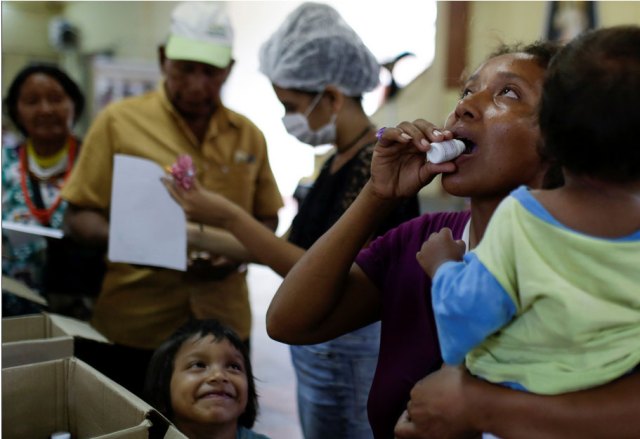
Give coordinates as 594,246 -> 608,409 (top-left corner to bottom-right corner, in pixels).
426,139 -> 465,163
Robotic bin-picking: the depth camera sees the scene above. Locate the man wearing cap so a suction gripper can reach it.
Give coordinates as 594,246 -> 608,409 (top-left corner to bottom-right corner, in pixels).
61,1 -> 282,396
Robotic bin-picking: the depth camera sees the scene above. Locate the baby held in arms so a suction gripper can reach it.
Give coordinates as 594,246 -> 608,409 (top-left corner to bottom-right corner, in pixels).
419,25 -> 640,396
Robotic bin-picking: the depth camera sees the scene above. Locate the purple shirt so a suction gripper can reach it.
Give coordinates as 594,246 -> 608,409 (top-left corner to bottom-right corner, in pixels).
356,210 -> 471,439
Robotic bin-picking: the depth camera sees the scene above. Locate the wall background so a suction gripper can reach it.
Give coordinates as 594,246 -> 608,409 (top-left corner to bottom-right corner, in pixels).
3,1 -> 640,199
376,1 -> 640,129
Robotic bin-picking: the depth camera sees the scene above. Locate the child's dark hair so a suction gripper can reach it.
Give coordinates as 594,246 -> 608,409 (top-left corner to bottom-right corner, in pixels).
4,63 -> 85,137
539,25 -> 640,183
143,319 -> 259,428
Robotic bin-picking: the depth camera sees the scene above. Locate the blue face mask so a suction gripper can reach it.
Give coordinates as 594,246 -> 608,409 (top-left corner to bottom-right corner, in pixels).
281,92 -> 337,146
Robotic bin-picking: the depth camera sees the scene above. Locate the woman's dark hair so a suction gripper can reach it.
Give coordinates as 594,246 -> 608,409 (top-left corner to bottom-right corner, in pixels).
143,319 -> 259,428
4,63 -> 85,136
539,25 -> 640,183
488,40 -> 562,71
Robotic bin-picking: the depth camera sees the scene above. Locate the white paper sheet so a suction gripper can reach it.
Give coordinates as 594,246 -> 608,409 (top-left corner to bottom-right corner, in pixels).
108,154 -> 187,271
2,221 -> 64,248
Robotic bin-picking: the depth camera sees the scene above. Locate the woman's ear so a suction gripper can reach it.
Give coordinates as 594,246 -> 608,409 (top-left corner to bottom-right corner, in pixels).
324,85 -> 345,113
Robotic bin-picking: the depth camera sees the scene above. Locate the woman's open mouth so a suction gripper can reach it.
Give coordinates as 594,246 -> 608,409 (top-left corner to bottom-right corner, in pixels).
458,138 -> 477,155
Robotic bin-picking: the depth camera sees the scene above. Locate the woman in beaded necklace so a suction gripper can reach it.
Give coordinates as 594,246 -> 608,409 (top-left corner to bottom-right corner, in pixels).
2,64 -> 90,315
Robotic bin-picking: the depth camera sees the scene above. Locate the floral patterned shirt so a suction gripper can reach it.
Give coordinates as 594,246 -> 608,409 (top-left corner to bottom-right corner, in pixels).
2,143 -> 69,290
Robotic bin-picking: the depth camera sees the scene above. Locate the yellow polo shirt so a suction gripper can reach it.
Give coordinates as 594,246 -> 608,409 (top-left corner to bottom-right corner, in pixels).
61,84 -> 283,349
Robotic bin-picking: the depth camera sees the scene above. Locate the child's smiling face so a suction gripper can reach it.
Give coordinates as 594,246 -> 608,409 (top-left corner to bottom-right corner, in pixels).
170,334 -> 249,431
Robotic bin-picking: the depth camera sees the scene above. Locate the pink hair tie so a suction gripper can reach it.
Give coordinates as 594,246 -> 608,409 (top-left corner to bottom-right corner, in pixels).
168,154 -> 195,190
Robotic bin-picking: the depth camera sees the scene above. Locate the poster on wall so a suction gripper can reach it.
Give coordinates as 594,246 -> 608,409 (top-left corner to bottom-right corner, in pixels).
91,57 -> 160,118
545,0 -> 598,44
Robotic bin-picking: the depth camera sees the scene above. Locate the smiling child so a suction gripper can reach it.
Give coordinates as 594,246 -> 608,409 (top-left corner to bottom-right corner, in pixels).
144,319 -> 270,439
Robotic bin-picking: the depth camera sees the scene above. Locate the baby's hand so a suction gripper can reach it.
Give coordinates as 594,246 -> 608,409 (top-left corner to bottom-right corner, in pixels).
416,228 -> 465,278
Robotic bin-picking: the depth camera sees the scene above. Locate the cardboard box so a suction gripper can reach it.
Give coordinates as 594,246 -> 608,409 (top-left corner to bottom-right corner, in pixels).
2,357 -> 186,439
2,312 -> 110,368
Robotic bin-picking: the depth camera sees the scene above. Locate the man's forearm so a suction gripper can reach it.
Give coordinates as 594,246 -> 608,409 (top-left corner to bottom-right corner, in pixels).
63,204 -> 109,248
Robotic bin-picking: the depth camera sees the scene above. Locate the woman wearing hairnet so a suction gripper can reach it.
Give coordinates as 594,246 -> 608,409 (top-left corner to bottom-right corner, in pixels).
164,3 -> 419,438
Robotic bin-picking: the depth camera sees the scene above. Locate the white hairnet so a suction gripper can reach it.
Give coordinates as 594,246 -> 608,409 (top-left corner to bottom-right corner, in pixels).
259,2 -> 380,96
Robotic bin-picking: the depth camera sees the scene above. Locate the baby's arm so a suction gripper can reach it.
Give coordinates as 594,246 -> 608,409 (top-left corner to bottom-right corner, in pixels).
429,249 -> 517,365
416,228 -> 466,277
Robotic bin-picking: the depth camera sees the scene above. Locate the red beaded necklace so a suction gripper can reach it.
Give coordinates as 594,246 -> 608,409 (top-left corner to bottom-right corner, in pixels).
19,136 -> 77,226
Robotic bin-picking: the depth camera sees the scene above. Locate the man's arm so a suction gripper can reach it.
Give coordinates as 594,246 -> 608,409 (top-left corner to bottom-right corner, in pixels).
63,203 -> 109,249
394,365 -> 640,439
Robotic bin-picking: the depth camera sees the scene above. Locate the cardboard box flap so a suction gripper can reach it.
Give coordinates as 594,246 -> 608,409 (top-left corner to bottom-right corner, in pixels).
2,358 -> 152,438
2,337 -> 74,369
47,313 -> 109,342
95,421 -> 189,439
2,312 -> 109,343
94,419 -> 152,438
163,426 -> 188,439
69,359 -> 151,435
1,275 -> 48,306
144,409 -> 188,439
2,358 -> 186,439
2,358 -> 67,437
2,314 -> 50,342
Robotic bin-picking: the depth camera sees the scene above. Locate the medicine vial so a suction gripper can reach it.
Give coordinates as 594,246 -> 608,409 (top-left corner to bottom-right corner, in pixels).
426,139 -> 465,164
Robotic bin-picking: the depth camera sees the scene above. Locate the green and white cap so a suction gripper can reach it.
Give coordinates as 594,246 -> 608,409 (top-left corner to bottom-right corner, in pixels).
166,1 -> 233,68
